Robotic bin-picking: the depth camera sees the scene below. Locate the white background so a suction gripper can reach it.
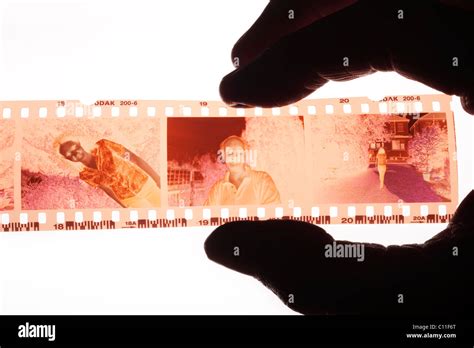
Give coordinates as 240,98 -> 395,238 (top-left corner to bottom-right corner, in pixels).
0,0 -> 472,314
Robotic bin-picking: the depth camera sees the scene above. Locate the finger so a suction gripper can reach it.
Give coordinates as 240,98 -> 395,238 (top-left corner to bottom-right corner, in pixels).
205,208 -> 473,315
461,94 -> 474,114
204,218 -> 335,278
204,219 -> 419,315
221,0 -> 381,108
232,0 -> 357,67
220,1 -> 474,115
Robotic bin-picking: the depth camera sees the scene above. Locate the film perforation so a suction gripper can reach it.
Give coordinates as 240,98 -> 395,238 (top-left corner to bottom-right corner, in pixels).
0,212 -> 457,232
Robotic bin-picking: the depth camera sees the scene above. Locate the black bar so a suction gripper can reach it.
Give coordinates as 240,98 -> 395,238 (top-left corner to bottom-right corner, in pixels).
0,315 -> 473,346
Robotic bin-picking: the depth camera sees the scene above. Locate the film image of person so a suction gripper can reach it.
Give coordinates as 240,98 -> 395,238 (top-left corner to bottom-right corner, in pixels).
59,138 -> 161,208
204,135 -> 280,206
375,146 -> 387,189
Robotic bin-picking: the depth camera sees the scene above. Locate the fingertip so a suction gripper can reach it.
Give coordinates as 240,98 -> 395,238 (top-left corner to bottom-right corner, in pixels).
204,219 -> 333,278
219,60 -> 318,109
219,66 -> 276,108
219,70 -> 253,108
204,220 -> 261,276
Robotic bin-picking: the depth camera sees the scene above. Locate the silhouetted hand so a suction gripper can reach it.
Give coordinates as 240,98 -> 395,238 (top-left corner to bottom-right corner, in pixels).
205,0 -> 474,315
219,0 -> 474,114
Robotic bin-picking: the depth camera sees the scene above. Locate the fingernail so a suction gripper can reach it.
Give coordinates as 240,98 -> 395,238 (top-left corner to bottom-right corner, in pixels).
229,103 -> 252,108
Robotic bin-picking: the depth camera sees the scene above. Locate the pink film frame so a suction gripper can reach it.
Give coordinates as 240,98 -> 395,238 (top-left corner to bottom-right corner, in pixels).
0,94 -> 458,232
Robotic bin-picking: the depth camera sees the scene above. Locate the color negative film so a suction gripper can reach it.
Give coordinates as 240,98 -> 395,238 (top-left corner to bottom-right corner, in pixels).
0,95 -> 458,232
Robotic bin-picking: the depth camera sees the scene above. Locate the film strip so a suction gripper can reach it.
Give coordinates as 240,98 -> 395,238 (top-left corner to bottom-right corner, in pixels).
0,94 -> 458,232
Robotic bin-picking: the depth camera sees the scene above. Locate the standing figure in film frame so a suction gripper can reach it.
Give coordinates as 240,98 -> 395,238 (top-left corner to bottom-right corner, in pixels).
375,146 -> 388,189
207,0 -> 474,316
59,138 -> 161,208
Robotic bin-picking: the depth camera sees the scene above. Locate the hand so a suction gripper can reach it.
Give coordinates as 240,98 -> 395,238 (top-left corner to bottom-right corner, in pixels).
205,191 -> 473,314
219,0 -> 474,114
206,1 -> 474,315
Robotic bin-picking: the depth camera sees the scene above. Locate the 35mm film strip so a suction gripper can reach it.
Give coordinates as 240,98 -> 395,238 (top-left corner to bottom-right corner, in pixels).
0,94 -> 458,232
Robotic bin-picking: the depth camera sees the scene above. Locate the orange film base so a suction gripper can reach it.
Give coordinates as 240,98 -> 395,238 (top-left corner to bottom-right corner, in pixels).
0,94 -> 459,232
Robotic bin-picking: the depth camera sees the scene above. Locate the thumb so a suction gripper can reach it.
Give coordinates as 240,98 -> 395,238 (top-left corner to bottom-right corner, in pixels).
205,190 -> 474,315
204,219 -> 393,315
